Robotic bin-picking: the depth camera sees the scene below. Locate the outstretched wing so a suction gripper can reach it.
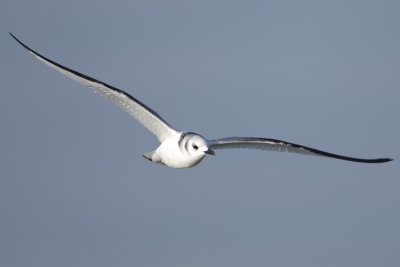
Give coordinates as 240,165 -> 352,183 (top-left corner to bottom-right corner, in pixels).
209,137 -> 392,163
10,33 -> 176,142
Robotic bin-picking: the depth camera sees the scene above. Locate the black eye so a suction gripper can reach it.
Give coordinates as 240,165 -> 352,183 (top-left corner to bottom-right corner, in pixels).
192,144 -> 198,150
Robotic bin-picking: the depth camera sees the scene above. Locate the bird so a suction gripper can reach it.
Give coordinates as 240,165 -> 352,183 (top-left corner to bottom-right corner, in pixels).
10,33 -> 393,168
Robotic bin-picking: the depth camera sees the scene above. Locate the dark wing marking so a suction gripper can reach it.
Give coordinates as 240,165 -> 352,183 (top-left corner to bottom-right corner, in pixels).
10,33 -> 176,142
209,137 -> 393,163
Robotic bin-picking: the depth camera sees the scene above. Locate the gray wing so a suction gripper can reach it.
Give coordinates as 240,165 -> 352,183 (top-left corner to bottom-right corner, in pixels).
10,33 -> 176,142
209,137 -> 392,163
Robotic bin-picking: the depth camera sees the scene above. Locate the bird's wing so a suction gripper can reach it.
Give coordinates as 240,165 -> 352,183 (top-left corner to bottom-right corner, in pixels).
209,137 -> 392,163
10,33 -> 176,142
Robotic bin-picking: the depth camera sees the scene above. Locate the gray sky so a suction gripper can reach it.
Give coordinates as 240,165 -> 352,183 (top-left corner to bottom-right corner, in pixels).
1,0 -> 399,266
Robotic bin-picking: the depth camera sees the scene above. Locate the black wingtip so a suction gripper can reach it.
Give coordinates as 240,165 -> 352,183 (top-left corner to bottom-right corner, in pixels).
9,32 -> 29,50
9,32 -> 18,41
351,157 -> 393,164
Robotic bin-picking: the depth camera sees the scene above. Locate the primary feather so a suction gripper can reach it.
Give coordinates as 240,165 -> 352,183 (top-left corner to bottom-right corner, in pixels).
9,33 -> 175,142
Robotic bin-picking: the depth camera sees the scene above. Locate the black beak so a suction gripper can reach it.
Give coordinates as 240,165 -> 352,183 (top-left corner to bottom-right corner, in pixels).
204,149 -> 215,156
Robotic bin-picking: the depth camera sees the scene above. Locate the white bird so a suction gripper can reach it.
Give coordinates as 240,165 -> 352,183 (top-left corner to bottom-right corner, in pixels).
10,33 -> 392,168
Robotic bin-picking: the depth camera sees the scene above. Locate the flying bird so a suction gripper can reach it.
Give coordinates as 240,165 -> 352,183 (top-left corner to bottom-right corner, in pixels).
10,33 -> 392,168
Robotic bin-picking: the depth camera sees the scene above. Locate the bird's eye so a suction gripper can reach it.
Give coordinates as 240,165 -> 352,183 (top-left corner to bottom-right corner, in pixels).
192,144 -> 198,150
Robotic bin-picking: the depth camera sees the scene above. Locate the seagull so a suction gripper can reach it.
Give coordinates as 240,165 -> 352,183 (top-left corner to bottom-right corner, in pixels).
10,33 -> 393,168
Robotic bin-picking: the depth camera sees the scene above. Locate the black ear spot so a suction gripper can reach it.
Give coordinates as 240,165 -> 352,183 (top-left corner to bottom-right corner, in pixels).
192,144 -> 198,150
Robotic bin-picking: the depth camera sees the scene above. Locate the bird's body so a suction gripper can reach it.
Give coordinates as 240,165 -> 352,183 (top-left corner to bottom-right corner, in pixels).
143,132 -> 212,168
10,33 -> 392,168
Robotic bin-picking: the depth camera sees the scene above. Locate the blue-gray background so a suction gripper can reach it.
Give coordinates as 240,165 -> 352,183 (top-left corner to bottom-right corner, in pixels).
1,1 -> 399,266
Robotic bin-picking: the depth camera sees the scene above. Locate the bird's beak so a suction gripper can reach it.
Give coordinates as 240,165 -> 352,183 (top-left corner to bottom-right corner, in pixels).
204,149 -> 215,156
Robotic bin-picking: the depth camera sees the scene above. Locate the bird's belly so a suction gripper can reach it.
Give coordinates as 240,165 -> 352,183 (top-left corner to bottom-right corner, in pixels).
161,154 -> 205,168
154,136 -> 206,168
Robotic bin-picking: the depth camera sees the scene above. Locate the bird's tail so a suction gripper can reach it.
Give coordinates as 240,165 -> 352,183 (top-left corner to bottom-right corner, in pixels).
142,151 -> 155,161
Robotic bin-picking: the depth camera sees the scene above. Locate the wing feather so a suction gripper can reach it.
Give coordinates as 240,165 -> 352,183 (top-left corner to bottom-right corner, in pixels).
10,33 -> 176,142
209,137 -> 392,163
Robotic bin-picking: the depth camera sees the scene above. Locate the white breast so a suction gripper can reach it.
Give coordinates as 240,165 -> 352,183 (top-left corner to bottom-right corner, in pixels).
153,134 -> 206,168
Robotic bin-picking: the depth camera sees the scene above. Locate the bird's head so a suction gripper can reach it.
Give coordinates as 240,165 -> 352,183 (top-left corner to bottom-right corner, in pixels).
179,132 -> 215,159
